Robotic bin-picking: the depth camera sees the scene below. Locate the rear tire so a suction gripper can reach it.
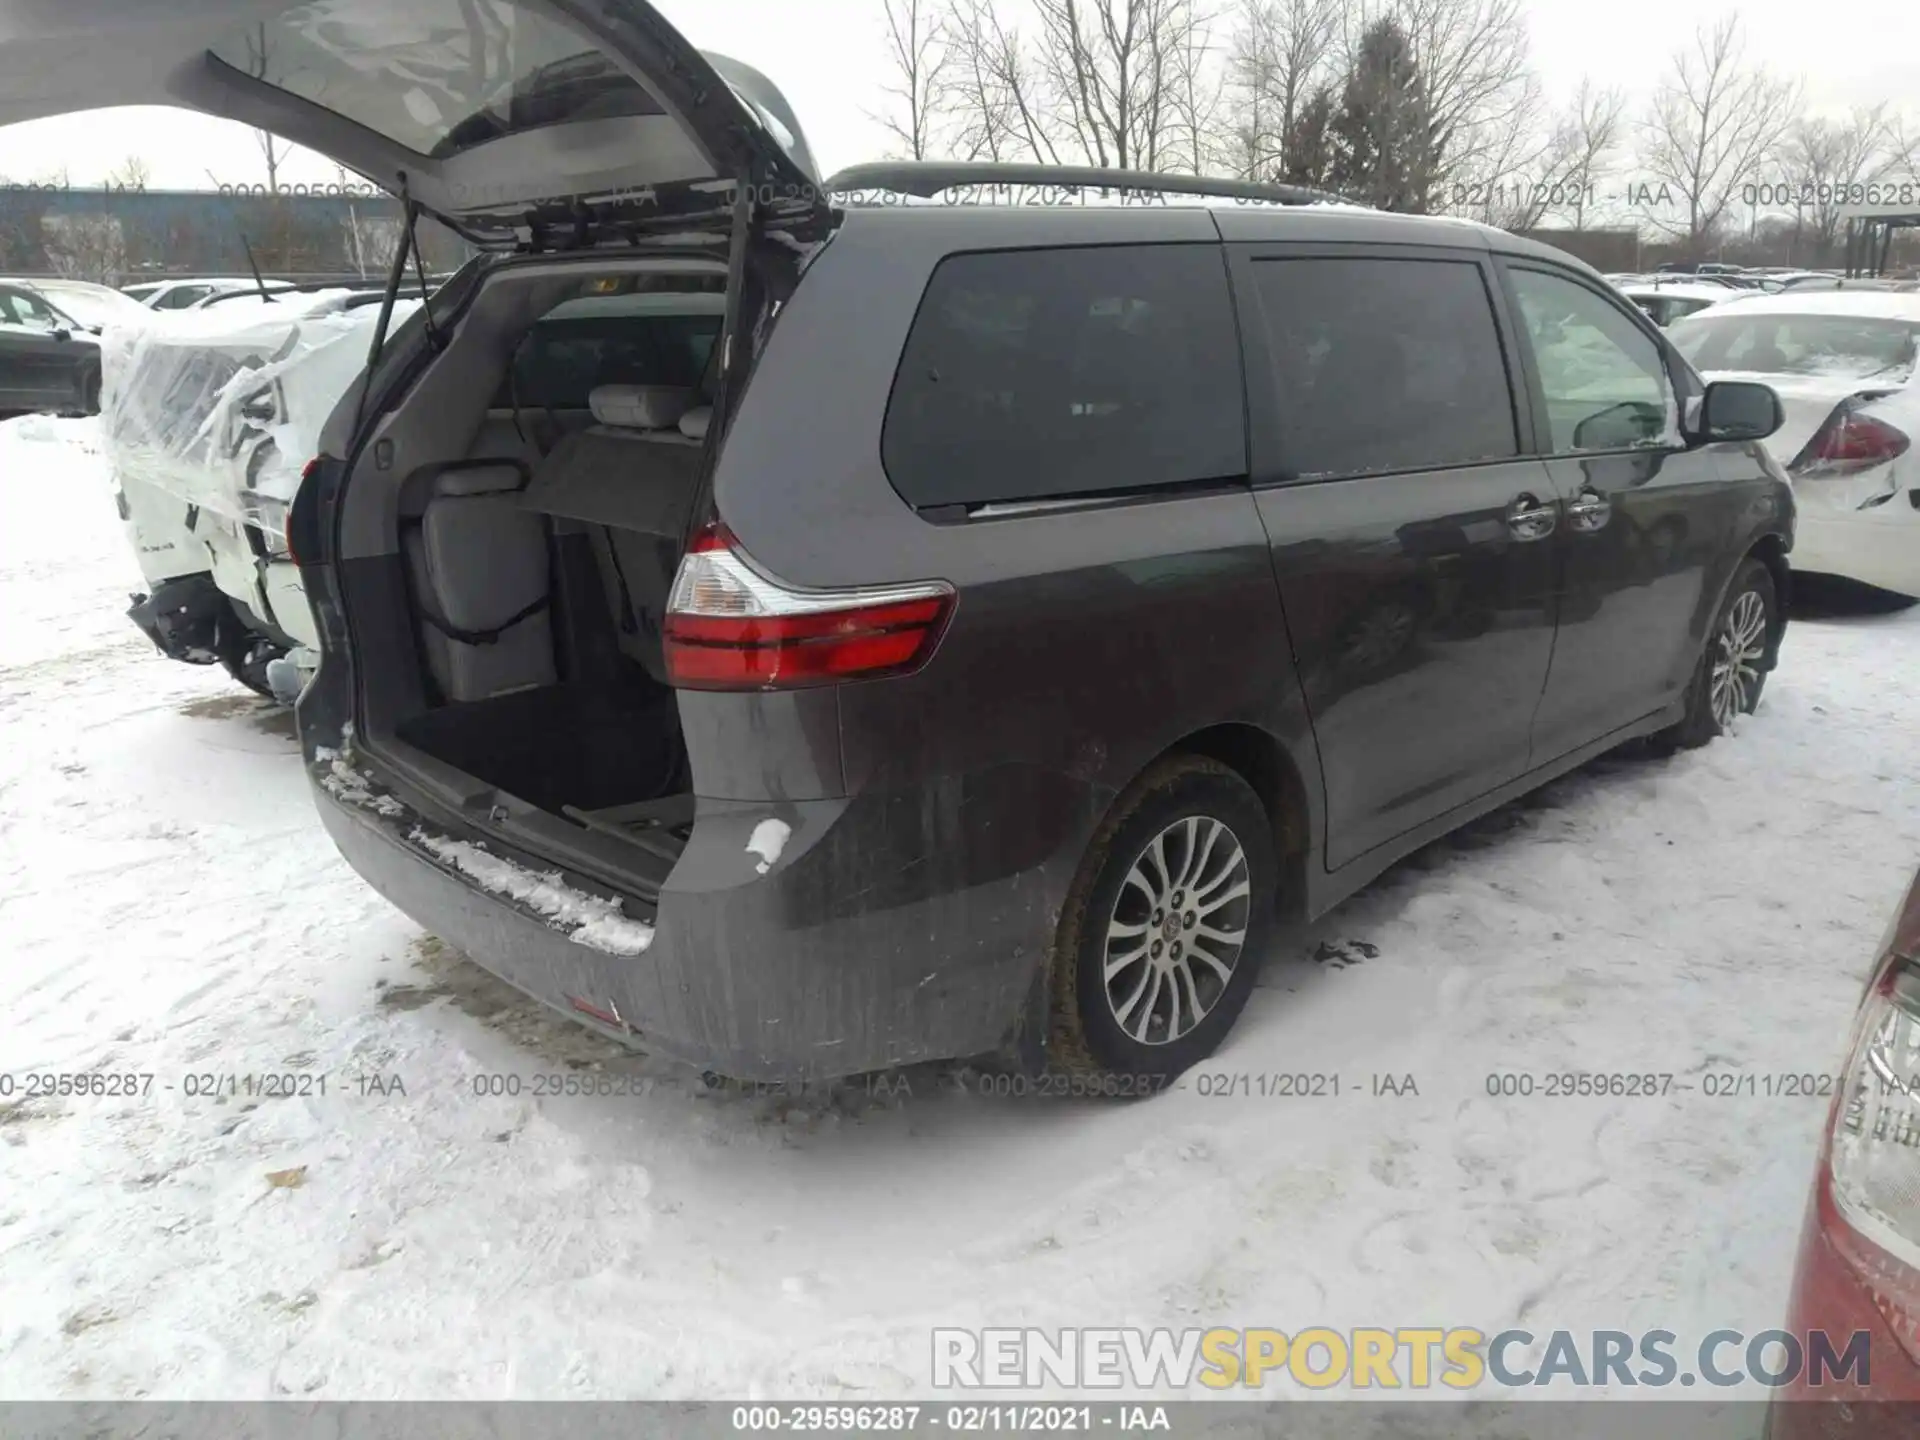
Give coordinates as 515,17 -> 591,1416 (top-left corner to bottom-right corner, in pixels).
1657,556 -> 1775,751
1048,756 -> 1275,1093
214,613 -> 285,700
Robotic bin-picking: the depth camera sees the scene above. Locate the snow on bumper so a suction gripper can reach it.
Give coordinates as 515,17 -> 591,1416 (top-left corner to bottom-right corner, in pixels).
308,759 -> 1066,1081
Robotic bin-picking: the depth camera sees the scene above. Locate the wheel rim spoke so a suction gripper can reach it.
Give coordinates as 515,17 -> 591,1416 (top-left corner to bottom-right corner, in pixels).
1101,814 -> 1251,1047
1708,588 -> 1768,728
1131,969 -> 1165,1042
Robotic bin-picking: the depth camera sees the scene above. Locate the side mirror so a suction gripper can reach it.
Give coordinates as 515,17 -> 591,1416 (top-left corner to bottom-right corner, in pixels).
1699,380 -> 1783,442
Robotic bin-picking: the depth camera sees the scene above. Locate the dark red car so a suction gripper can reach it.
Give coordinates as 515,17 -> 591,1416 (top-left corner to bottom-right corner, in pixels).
1772,866 -> 1920,1434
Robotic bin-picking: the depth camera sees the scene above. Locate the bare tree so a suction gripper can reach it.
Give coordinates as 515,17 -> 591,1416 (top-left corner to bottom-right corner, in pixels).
107,154 -> 152,191
1777,106 -> 1896,265
41,212 -> 127,284
1165,8 -> 1225,173
1552,80 -> 1626,230
1443,72 -> 1551,228
1637,16 -> 1801,254
1026,0 -> 1201,170
874,0 -> 953,161
1220,0 -> 1339,180
1459,77 -> 1624,230
1342,0 -> 1533,188
942,0 -> 1062,163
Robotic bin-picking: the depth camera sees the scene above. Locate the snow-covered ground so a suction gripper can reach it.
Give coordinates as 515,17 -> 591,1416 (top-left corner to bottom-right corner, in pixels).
2,413 -> 1918,1401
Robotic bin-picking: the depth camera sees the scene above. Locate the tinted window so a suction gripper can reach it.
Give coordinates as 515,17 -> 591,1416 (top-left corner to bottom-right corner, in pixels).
1668,311 -> 1919,383
882,245 -> 1247,508
498,296 -> 724,410
1246,257 -> 1517,479
1509,268 -> 1678,452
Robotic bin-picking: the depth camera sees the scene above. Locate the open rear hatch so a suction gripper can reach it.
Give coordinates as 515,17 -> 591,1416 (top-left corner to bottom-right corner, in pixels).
0,0 -> 831,248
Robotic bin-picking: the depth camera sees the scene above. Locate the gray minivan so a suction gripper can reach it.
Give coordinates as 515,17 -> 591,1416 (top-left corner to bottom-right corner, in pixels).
10,1 -> 1796,1090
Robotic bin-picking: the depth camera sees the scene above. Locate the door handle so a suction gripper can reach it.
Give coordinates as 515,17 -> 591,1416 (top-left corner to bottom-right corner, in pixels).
1505,492 -> 1557,542
1566,488 -> 1612,533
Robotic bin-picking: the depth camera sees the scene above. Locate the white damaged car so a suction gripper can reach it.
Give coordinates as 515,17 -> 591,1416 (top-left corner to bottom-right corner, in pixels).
1669,291 -> 1920,600
104,288 -> 422,697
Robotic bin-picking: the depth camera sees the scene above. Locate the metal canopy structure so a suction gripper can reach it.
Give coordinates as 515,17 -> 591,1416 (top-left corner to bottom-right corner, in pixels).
1840,203 -> 1920,277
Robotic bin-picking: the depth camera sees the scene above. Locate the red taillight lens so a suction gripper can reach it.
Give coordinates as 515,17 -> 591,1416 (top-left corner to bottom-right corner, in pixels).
1793,406 -> 1911,477
1823,955 -> 1920,1365
287,458 -> 324,565
663,521 -> 954,691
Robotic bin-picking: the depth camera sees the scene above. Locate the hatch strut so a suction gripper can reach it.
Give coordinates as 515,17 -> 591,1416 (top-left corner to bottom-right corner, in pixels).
350,175 -> 442,438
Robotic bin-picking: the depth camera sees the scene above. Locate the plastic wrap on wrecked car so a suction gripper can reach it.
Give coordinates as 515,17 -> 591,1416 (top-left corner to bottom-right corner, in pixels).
97,298 -> 422,533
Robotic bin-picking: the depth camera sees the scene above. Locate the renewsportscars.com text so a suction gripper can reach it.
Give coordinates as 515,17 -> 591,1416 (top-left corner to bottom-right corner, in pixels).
932,1327 -> 1871,1391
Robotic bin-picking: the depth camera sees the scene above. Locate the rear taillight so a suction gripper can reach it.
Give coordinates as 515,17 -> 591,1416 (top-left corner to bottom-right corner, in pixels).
663,521 -> 955,691
1825,954 -> 1920,1363
1792,405 -> 1911,478
287,458 -> 324,565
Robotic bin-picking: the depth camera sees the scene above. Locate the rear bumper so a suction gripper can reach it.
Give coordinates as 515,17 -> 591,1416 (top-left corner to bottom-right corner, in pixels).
126,573 -> 225,664
1792,503 -> 1920,599
1767,1183 -> 1920,1437
310,756 -> 1074,1082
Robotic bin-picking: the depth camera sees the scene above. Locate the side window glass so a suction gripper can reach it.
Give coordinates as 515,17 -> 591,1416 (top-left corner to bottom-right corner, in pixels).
4,291 -> 55,329
1245,256 -> 1518,480
1509,268 -> 1679,453
882,244 -> 1247,508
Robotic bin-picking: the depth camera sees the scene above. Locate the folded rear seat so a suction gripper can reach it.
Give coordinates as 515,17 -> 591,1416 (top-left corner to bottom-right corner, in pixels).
519,384 -> 709,684
405,462 -> 556,703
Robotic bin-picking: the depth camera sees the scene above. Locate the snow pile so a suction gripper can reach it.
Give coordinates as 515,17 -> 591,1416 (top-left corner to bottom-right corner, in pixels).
317,753 -> 407,819
745,817 -> 791,874
409,830 -> 656,957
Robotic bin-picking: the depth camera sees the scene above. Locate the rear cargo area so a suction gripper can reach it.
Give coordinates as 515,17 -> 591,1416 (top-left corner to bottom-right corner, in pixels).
338,269 -> 736,871
392,677 -> 682,818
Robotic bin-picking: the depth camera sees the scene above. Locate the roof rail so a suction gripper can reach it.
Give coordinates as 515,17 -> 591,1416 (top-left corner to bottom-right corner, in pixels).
822,161 -> 1350,209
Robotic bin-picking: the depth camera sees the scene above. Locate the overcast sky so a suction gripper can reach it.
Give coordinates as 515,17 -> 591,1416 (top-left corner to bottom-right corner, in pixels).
0,0 -> 1915,191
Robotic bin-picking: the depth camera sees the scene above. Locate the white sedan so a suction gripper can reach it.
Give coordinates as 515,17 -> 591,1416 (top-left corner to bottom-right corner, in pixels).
1615,280 -> 1745,328
1668,290 -> 1920,600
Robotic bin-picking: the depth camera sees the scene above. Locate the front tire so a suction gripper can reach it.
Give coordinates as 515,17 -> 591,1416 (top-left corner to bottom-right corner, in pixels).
1049,756 -> 1276,1091
1658,556 -> 1776,751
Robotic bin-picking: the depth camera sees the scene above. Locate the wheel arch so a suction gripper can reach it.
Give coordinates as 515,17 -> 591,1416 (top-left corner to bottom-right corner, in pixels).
1151,722 -> 1313,922
1745,531 -> 1791,664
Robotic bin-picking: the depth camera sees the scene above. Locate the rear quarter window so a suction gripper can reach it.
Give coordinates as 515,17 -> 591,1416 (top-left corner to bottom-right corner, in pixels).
881,244 -> 1247,508
1244,256 -> 1518,479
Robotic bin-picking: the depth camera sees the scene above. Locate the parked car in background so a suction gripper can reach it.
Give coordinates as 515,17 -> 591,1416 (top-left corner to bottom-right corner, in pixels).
1769,864 -> 1920,1420
120,276 -> 297,310
104,291 -> 426,697
1617,279 -> 1739,327
0,279 -> 101,414
17,277 -> 155,332
1669,291 -> 1920,600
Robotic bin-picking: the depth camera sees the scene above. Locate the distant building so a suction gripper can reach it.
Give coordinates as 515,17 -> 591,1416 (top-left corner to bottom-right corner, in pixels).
0,185 -> 472,283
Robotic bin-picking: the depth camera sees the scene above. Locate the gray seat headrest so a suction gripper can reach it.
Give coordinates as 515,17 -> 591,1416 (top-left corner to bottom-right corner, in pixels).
678,405 -> 711,440
590,384 -> 693,429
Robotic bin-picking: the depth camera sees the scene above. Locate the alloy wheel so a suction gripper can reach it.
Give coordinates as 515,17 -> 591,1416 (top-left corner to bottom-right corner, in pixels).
1709,588 -> 1767,729
1103,815 -> 1252,1046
